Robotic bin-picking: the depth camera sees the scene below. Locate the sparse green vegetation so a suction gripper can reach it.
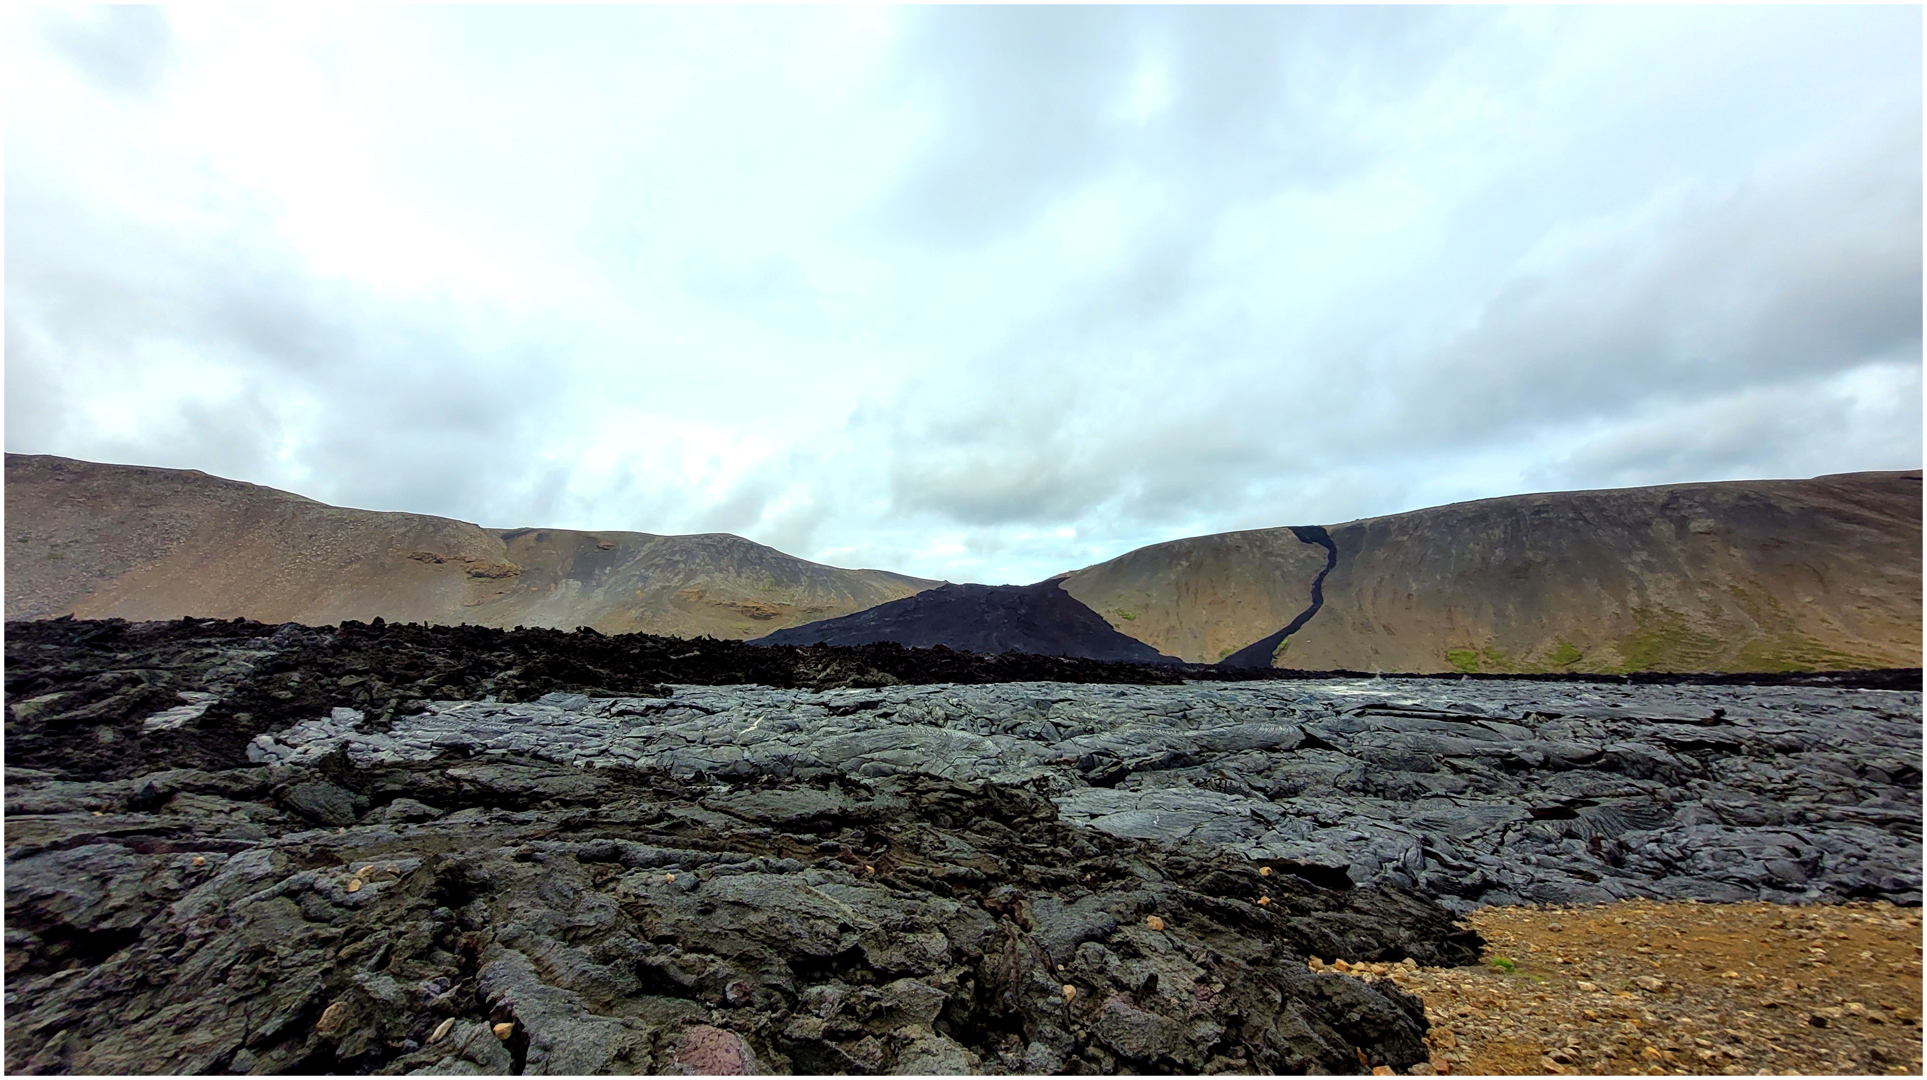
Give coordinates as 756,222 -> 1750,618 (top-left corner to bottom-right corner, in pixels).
1551,640 -> 1582,666
1734,633 -> 1886,673
1445,648 -> 1480,674
1272,638 -> 1290,661
1610,606 -> 1728,672
1490,956 -> 1517,974
1116,609 -> 1138,621
1218,646 -> 1235,659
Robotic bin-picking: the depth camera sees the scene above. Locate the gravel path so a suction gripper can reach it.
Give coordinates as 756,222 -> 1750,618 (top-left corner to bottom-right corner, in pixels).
1325,898 -> 1923,1075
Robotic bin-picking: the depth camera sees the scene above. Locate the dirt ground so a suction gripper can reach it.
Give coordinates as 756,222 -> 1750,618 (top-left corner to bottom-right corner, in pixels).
1316,898 -> 1923,1076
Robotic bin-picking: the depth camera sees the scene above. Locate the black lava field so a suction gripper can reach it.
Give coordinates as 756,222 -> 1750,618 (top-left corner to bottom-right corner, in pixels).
4,616 -> 1920,1075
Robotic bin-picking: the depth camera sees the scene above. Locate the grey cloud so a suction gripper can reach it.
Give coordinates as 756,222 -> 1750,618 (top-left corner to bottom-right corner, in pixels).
891,448 -> 1117,527
3,318 -> 71,452
881,367 -> 1294,531
39,6 -> 176,97
754,498 -> 834,562
694,479 -> 776,537
877,6 -> 1137,244
5,178 -> 568,528
884,385 -> 1121,526
880,6 -> 1479,247
1528,368 -> 1925,493
86,390 -> 284,486
1388,117 -> 1921,458
8,176 -> 357,375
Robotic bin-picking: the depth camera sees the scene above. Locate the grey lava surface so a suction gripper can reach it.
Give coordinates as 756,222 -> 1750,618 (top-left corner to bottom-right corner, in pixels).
5,618 -> 1920,1075
246,678 -> 1923,911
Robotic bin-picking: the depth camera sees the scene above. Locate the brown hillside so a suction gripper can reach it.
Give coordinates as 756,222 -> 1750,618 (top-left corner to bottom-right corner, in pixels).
1065,471 -> 1922,673
4,454 -> 933,637
1059,530 -> 1329,663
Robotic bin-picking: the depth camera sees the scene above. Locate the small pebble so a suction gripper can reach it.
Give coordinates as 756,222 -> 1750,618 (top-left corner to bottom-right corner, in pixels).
346,879 -> 362,893
493,1022 -> 515,1041
665,873 -> 676,883
315,1001 -> 348,1036
1259,866 -> 1272,877
428,1017 -> 455,1044
191,856 -> 206,867
1062,984 -> 1076,1001
1145,915 -> 1165,931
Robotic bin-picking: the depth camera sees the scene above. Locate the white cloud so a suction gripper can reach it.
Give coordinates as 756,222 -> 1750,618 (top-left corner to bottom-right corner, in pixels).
6,6 -> 1919,586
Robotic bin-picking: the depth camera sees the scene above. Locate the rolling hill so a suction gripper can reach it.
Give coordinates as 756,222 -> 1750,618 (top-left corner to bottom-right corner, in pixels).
8,454 -> 1919,674
4,454 -> 935,637
1064,471 -> 1922,674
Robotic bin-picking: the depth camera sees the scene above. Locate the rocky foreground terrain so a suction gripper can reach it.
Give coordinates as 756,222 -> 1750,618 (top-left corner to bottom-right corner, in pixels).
5,618 -> 1920,1074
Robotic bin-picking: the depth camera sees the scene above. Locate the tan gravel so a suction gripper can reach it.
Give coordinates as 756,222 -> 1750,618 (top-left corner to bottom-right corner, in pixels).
1312,898 -> 1923,1076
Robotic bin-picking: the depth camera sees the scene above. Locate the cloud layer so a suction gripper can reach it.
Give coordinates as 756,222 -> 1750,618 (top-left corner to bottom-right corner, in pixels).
7,6 -> 1921,583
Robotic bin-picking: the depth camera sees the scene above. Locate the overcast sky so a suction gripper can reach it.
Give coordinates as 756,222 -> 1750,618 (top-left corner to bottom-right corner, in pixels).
8,6 -> 1922,584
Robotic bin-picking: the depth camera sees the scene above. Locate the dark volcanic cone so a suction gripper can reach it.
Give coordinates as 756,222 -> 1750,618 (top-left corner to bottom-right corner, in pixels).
756,580 -> 1180,663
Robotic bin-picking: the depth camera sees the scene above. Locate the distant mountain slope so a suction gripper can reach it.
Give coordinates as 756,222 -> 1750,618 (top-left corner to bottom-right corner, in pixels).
756,580 -> 1179,663
1058,526 -> 1333,664
1067,471 -> 1922,674
12,454 -> 1917,673
4,454 -> 934,637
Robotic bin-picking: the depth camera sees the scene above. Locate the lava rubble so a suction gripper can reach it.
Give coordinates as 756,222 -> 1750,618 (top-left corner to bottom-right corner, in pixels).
4,617 -> 1919,1075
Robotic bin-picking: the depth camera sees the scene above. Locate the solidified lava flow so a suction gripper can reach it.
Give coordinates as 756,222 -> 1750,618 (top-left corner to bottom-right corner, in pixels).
4,616 -> 1921,1075
1219,526 -> 1338,669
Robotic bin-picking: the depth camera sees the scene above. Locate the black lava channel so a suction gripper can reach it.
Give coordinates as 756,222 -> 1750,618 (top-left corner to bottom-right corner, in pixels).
1220,526 -> 1339,669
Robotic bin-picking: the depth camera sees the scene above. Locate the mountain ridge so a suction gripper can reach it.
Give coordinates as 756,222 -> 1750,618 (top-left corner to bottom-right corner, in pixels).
7,453 -> 1920,673
4,453 -> 935,638
1066,469 -> 1922,674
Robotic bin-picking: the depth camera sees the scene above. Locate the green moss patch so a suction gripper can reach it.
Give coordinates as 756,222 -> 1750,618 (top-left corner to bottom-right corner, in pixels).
1610,606 -> 1729,672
